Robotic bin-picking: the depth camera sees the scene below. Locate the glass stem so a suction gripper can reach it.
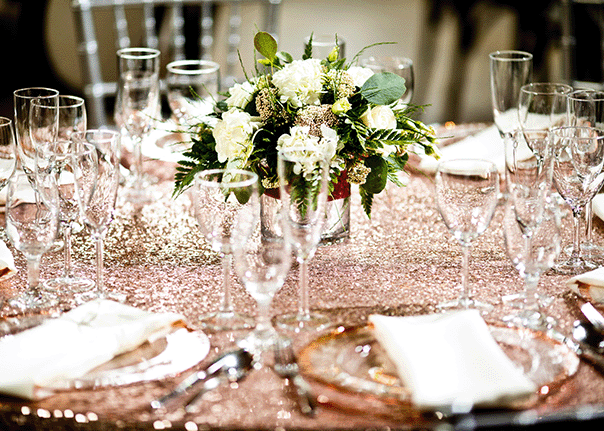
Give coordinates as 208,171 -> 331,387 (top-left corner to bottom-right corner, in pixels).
221,253 -> 234,313
96,236 -> 104,294
256,299 -> 272,334
298,259 -> 310,317
132,136 -> 144,190
63,223 -> 73,278
460,243 -> 471,307
26,256 -> 41,292
523,272 -> 541,313
571,209 -> 583,261
586,202 -> 593,244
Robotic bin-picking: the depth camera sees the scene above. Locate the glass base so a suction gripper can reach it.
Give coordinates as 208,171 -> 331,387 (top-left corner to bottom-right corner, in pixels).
503,309 -> 557,331
436,296 -> 494,315
198,310 -> 255,332
76,289 -> 127,304
553,256 -> 598,275
274,311 -> 332,333
44,276 -> 95,293
7,290 -> 58,311
502,292 -> 554,309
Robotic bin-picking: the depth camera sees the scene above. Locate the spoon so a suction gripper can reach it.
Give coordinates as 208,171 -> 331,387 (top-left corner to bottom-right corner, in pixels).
150,348 -> 255,412
571,318 -> 604,372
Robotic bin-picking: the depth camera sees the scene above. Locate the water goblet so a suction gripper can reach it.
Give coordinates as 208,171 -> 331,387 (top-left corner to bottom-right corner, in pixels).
518,82 -> 573,131
489,51 -> 533,139
193,169 -> 258,331
72,130 -> 124,302
360,56 -> 414,104
274,147 -> 330,332
503,196 -> 561,330
5,172 -> 60,311
0,117 -> 17,191
13,87 -> 59,175
231,188 -> 292,354
435,159 -> 500,312
116,47 -> 161,205
166,59 -> 220,124
303,34 -> 345,59
551,126 -> 604,275
567,89 -> 604,261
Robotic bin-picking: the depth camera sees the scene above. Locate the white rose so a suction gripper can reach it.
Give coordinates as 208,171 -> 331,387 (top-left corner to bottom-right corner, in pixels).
347,66 -> 374,88
226,81 -> 255,109
272,59 -> 324,108
277,126 -> 327,177
361,105 -> 397,129
213,108 -> 259,163
319,125 -> 338,161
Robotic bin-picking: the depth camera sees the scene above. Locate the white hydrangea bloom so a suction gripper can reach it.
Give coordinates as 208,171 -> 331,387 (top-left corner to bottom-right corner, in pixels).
272,59 -> 324,108
212,108 -> 259,164
277,125 -> 338,177
226,81 -> 255,109
347,66 -> 374,88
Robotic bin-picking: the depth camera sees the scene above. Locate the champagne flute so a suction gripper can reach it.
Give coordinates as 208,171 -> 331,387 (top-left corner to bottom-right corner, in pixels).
503,196 -> 561,329
72,130 -> 123,302
567,89 -> 604,261
5,172 -> 60,311
232,185 -> 292,353
360,56 -> 414,104
0,117 -> 17,191
552,126 -> 604,275
193,169 -> 257,331
274,147 -> 330,332
166,59 -> 220,124
518,82 -> 573,131
435,159 -> 499,312
117,47 -> 161,205
489,51 -> 533,139
13,87 -> 59,176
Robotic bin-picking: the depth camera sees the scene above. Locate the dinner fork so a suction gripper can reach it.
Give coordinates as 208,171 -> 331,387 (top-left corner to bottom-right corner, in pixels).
273,339 -> 317,417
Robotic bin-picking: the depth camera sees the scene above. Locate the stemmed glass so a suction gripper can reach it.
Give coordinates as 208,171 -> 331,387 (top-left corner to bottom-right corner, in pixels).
231,186 -> 292,353
360,56 -> 414,104
116,47 -> 161,205
0,118 -> 17,190
72,130 -> 124,302
435,159 -> 499,312
552,126 -> 604,275
518,83 -> 573,131
193,169 -> 257,331
5,172 -> 60,311
303,34 -> 345,59
489,51 -> 533,139
503,196 -> 561,329
567,89 -> 604,261
274,147 -> 330,332
14,88 -> 59,176
166,59 -> 220,124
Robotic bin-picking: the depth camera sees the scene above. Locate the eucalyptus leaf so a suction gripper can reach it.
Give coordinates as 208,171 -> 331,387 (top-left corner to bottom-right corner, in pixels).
254,31 -> 278,61
363,155 -> 388,194
360,72 -> 406,105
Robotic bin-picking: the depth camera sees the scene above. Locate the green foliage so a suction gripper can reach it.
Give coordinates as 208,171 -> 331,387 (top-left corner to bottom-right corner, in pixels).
360,72 -> 406,105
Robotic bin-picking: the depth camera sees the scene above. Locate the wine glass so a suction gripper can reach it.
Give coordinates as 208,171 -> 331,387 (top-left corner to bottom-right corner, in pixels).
72,130 -> 123,302
116,47 -> 161,205
551,126 -> 604,275
231,187 -> 292,353
503,128 -> 555,308
0,117 -> 17,191
360,56 -> 414,104
274,147 -> 330,332
518,82 -> 573,131
567,89 -> 604,261
503,195 -> 561,329
166,59 -> 220,124
303,34 -> 345,59
193,169 -> 258,331
489,51 -> 533,139
435,159 -> 499,312
5,172 -> 60,311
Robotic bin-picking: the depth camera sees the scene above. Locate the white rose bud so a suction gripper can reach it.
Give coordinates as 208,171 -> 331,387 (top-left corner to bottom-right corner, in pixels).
226,81 -> 255,109
332,98 -> 351,115
361,105 -> 397,130
213,108 -> 258,163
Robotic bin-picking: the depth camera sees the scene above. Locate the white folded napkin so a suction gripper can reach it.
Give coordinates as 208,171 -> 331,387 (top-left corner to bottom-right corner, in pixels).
419,125 -> 505,174
592,194 -> 604,224
369,310 -> 536,411
567,267 -> 604,304
0,240 -> 16,280
0,299 -> 186,399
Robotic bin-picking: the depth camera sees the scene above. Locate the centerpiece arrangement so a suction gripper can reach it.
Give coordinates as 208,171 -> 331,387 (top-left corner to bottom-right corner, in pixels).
173,32 -> 439,239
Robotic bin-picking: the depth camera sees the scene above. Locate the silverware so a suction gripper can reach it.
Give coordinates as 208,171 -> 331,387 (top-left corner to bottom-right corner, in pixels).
150,348 -> 254,412
273,339 -> 317,417
564,318 -> 604,373
581,301 -> 604,336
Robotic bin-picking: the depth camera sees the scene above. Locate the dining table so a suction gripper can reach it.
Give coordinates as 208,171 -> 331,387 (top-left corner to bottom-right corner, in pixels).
1,123 -> 604,430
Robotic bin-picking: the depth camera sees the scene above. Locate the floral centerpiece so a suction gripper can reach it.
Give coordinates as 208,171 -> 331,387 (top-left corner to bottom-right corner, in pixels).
173,32 -> 439,219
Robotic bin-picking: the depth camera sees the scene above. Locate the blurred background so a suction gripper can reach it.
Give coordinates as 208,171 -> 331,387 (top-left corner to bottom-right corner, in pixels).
0,0 -> 598,126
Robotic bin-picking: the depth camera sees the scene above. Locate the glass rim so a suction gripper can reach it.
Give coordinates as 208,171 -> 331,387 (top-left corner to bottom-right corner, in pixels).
195,168 -> 258,187
568,88 -> 604,101
166,59 -> 220,74
13,87 -> 59,99
489,50 -> 533,61
551,125 -> 604,136
72,129 -> 121,142
436,158 -> 498,173
360,56 -> 413,67
58,95 -> 86,107
520,82 -> 574,95
0,116 -> 12,126
116,47 -> 161,60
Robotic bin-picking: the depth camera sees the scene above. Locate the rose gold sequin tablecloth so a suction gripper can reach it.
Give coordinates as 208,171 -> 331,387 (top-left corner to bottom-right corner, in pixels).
1,161 -> 604,430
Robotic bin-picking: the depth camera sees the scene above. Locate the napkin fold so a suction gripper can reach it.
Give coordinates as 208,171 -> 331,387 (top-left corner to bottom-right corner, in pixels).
0,240 -> 16,280
592,194 -> 604,224
567,267 -> 604,304
418,125 -> 505,174
369,310 -> 536,411
0,299 -> 186,399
